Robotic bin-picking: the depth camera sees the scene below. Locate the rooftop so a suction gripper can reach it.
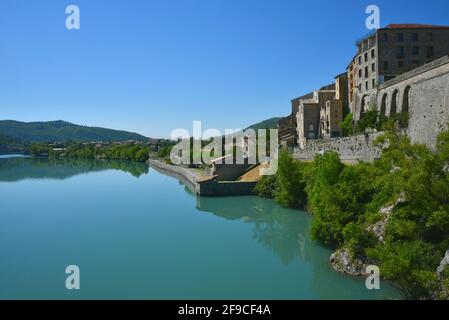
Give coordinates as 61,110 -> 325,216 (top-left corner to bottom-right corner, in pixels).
356,23 -> 449,46
383,23 -> 449,30
291,92 -> 314,103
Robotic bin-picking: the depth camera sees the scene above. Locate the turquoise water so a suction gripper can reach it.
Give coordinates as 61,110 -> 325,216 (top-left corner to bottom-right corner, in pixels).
0,156 -> 403,299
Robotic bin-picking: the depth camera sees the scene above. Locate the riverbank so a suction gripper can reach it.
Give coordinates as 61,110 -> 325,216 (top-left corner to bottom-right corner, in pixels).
253,130 -> 449,300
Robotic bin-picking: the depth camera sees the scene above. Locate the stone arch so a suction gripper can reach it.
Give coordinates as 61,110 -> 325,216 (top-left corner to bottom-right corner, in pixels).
400,85 -> 411,128
360,94 -> 369,117
390,89 -> 399,116
380,93 -> 388,116
402,86 -> 411,114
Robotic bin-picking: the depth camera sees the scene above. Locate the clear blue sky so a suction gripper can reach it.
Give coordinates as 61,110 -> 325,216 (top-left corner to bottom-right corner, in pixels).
1,0 -> 448,138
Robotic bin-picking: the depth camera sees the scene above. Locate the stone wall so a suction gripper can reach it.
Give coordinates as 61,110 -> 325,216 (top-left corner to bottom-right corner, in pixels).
293,132 -> 383,163
376,55 -> 449,148
148,159 -> 257,197
198,180 -> 257,197
206,163 -> 253,181
148,159 -> 200,194
407,72 -> 449,147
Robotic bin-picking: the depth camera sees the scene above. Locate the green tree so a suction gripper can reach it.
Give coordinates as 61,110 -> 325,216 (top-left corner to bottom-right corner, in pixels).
254,175 -> 278,198
340,113 -> 354,137
356,110 -> 379,133
274,151 -> 308,209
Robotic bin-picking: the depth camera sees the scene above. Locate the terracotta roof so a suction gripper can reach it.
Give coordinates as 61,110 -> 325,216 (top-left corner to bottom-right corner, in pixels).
385,24 -> 449,29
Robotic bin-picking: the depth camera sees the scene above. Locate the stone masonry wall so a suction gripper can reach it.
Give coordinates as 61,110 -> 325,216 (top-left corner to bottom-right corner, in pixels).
376,56 -> 449,149
408,72 -> 449,147
293,132 -> 383,163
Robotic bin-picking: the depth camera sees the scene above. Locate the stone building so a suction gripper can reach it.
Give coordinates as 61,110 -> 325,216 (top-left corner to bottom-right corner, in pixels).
318,73 -> 348,139
278,92 -> 313,149
296,85 -> 335,149
278,115 -> 295,150
348,24 -> 449,121
294,55 -> 449,162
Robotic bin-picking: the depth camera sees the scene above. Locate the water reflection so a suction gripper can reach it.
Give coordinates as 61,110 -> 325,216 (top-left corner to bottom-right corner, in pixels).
0,156 -> 149,182
195,195 -> 403,299
196,196 -> 311,265
0,159 -> 403,299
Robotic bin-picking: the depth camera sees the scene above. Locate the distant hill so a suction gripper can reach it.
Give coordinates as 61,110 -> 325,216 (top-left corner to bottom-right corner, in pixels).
245,117 -> 282,131
0,134 -> 29,154
0,120 -> 148,143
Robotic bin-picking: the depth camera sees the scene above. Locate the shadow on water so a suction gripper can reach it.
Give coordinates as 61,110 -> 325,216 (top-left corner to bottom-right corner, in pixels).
0,156 -> 149,182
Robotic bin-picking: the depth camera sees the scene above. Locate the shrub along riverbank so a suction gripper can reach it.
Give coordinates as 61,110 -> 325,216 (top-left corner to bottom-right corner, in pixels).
255,129 -> 449,299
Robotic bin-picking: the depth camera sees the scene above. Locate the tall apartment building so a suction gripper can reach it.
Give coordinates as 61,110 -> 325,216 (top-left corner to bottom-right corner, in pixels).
348,24 -> 449,120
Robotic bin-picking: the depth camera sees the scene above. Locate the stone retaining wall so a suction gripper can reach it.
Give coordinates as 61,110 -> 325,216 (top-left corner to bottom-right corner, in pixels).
293,132 -> 383,163
148,159 -> 200,194
148,159 -> 257,197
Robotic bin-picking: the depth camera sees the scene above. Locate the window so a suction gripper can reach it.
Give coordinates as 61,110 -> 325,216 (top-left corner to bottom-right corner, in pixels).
371,49 -> 375,58
365,81 -> 369,91
371,63 -> 375,72
358,56 -> 362,65
384,61 -> 389,70
364,52 -> 368,62
427,46 -> 434,58
358,84 -> 361,91
412,46 -> 419,55
397,46 -> 405,59
426,32 -> 434,41
383,33 -> 388,42
372,79 -> 376,88
398,61 -> 404,68
397,33 -> 404,42
365,66 -> 369,78
358,69 -> 362,78
412,33 -> 419,42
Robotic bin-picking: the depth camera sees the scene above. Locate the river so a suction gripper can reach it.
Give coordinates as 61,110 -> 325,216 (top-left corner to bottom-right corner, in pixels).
0,156 -> 403,299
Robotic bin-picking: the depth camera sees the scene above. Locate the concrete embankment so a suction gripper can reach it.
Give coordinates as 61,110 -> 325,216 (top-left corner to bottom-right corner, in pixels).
147,159 -> 257,197
148,159 -> 200,194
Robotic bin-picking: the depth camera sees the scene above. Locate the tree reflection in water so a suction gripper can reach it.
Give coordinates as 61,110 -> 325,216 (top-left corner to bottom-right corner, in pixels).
196,195 -> 311,265
0,156 -> 149,182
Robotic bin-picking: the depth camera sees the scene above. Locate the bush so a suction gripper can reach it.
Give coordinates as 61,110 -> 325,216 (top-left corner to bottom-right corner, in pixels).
341,113 -> 354,137
274,151 -> 308,209
356,110 -> 379,133
254,175 -> 278,198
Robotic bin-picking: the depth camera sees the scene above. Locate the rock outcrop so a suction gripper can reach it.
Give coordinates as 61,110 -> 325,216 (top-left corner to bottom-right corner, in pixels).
366,197 -> 405,243
331,198 -> 405,277
433,250 -> 449,300
329,248 -> 367,276
437,250 -> 449,276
